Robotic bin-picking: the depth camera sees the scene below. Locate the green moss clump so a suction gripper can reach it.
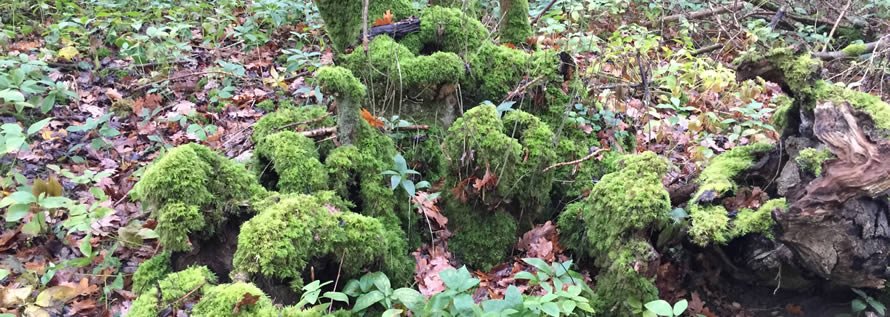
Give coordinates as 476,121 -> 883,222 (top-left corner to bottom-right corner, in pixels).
191,282 -> 277,317
251,106 -> 334,144
315,66 -> 367,101
130,143 -> 264,251
446,202 -> 518,271
688,204 -> 730,245
314,0 -> 415,52
557,152 -> 670,314
730,198 -> 786,239
234,193 -> 412,292
341,35 -> 465,99
770,94 -> 794,130
128,266 -> 218,317
467,42 -> 531,101
841,43 -> 867,56
417,6 -> 488,55
693,143 -> 774,200
796,147 -> 834,176
498,0 -> 533,45
131,251 -> 171,295
255,99 -> 277,112
253,131 -> 328,194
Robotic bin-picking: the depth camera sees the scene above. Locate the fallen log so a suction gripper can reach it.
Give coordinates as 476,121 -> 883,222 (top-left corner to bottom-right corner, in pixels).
356,17 -> 421,43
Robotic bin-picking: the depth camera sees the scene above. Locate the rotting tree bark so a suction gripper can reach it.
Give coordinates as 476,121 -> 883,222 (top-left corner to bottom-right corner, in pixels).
775,101 -> 890,288
356,17 -> 421,44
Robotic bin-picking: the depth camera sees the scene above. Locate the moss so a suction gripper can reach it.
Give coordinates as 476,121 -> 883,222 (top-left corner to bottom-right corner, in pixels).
770,94 -> 794,130
397,124 -> 448,184
796,147 -> 834,176
417,6 -> 488,55
341,35 -> 465,100
429,0 -> 481,16
692,143 -> 774,200
841,43 -> 867,56
128,266 -> 217,317
191,282 -> 277,317
730,198 -> 786,239
130,143 -> 264,251
556,152 -> 670,315
688,204 -> 730,245
501,110 -> 557,216
253,131 -> 328,194
251,105 -> 334,144
498,0 -> 533,45
808,81 -> 890,132
467,42 -> 530,101
131,251 -> 171,295
234,193 -> 412,292
315,66 -> 367,101
315,0 -> 415,52
255,99 -> 277,112
446,202 -> 518,271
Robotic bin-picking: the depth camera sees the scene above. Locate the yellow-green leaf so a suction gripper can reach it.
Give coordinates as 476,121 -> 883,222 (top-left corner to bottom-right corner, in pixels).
35,285 -> 77,307
57,47 -> 79,61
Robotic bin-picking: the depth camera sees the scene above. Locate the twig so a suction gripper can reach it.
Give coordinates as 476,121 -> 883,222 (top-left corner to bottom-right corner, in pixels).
328,250 -> 346,314
501,75 -> 546,104
161,281 -> 206,311
300,127 -> 337,138
592,82 -> 640,90
821,0 -> 853,53
543,148 -> 603,172
393,124 -> 430,131
637,51 -> 650,108
692,43 -> 723,56
643,3 -> 745,27
531,0 -> 560,26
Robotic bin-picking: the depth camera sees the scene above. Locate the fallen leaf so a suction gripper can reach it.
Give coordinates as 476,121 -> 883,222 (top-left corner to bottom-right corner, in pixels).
58,47 -> 79,61
105,88 -> 123,101
361,108 -> 385,129
472,165 -> 498,191
35,285 -> 77,307
373,9 -> 394,26
233,293 -> 261,314
413,192 -> 447,228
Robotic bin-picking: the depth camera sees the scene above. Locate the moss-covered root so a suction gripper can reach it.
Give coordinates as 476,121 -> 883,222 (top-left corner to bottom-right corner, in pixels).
316,66 -> 366,145
556,152 -> 671,315
128,266 -> 218,317
692,142 -> 774,201
191,282 -> 278,317
130,143 -> 266,251
234,193 -> 413,292
498,0 -> 533,45
314,0 -> 415,52
254,131 -> 328,194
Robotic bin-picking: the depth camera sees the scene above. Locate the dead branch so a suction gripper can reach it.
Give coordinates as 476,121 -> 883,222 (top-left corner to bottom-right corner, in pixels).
299,127 -> 337,138
693,43 -> 723,56
393,124 -> 430,131
812,35 -> 890,60
643,3 -> 745,27
362,0 -> 369,51
821,0 -> 853,53
543,148 -> 604,173
502,75 -> 546,104
356,17 -> 422,43
767,4 -> 786,31
531,0 -> 559,26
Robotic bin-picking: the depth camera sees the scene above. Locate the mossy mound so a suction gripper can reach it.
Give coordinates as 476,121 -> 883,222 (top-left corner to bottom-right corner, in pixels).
130,143 -> 266,251
131,251 -> 171,295
251,105 -> 334,145
556,152 -> 671,315
128,266 -> 218,317
445,201 -> 518,271
443,104 -> 556,216
233,192 -> 413,291
253,131 -> 328,194
191,282 -> 278,316
498,0 -> 533,45
315,0 -> 416,52
686,143 -> 782,246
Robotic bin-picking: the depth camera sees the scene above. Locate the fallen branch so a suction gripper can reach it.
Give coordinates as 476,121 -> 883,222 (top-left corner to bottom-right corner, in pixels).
767,4 -> 786,31
592,82 -> 640,90
501,75 -> 546,103
543,148 -> 603,173
811,35 -> 889,60
821,0 -> 853,53
643,3 -> 745,27
299,127 -> 337,138
692,43 -> 723,56
393,124 -> 430,131
531,0 -> 560,26
356,17 -> 422,44
129,71 -> 243,92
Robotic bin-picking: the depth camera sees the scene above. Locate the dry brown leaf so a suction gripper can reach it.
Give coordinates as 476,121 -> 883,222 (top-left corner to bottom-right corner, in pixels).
105,88 -> 123,101
233,293 -> 261,314
412,192 -> 447,228
472,166 -> 497,191
361,108 -> 385,129
373,10 -> 394,26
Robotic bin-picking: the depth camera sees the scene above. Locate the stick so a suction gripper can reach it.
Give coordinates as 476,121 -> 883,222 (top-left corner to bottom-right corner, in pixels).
362,0 -> 370,51
129,71 -> 239,92
811,35 -> 889,60
299,127 -> 337,137
821,0 -> 853,53
543,148 -> 603,173
643,3 -> 745,27
768,4 -> 786,31
328,250 -> 346,314
692,43 -> 723,56
393,124 -> 430,131
592,82 -> 640,90
501,75 -> 546,104
531,0 -> 560,26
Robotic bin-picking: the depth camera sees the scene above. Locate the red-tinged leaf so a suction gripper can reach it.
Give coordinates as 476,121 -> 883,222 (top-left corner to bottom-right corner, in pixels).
412,192 -> 447,228
373,10 -> 394,26
503,43 -> 516,49
472,166 -> 498,191
233,293 -> 261,314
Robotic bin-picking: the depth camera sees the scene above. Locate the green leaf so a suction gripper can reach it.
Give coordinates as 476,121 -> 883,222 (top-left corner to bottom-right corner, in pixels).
523,258 -> 553,275
401,179 -> 415,197
513,271 -> 537,281
382,309 -> 403,317
866,297 -> 885,315
394,153 -> 408,173
852,298 -> 867,312
369,272 -> 391,295
0,269 -> 8,280
22,218 -> 42,236
352,290 -> 385,312
10,191 -> 36,204
27,117 -> 53,135
643,310 -> 657,317
79,234 -> 93,257
343,280 -> 361,297
323,291 -> 349,304
5,203 -> 30,222
390,175 -> 401,191
453,293 -> 474,313
645,300 -> 673,316
0,89 -> 25,102
541,302 -> 560,317
673,299 -> 688,315
393,288 -> 425,312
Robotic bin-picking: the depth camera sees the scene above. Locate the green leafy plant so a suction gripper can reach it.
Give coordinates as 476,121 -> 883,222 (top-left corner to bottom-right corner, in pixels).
294,280 -> 350,312
482,100 -> 516,119
382,153 -> 430,197
628,298 -> 688,317
836,288 -> 887,317
344,272 -> 424,315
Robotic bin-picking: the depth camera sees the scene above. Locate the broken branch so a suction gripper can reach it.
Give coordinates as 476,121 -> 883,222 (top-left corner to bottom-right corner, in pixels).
543,148 -> 604,173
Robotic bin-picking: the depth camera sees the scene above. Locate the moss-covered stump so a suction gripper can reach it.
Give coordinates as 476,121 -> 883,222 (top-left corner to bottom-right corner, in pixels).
556,152 -> 671,315
736,48 -> 890,288
497,0 -> 533,45
233,192 -> 412,302
253,131 -> 328,194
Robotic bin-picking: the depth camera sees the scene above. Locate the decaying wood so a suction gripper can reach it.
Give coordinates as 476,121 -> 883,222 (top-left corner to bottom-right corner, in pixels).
357,17 -> 421,43
812,35 -> 890,60
775,101 -> 890,288
300,127 -> 337,138
643,3 -> 745,27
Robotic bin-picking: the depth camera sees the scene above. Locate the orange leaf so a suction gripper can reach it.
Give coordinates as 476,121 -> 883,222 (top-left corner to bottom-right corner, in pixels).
503,43 -> 516,49
373,9 -> 394,26
361,108 -> 385,129
233,293 -> 261,314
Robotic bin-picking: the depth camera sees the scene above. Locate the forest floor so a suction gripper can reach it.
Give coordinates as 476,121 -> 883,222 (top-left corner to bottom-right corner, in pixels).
0,0 -> 888,316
